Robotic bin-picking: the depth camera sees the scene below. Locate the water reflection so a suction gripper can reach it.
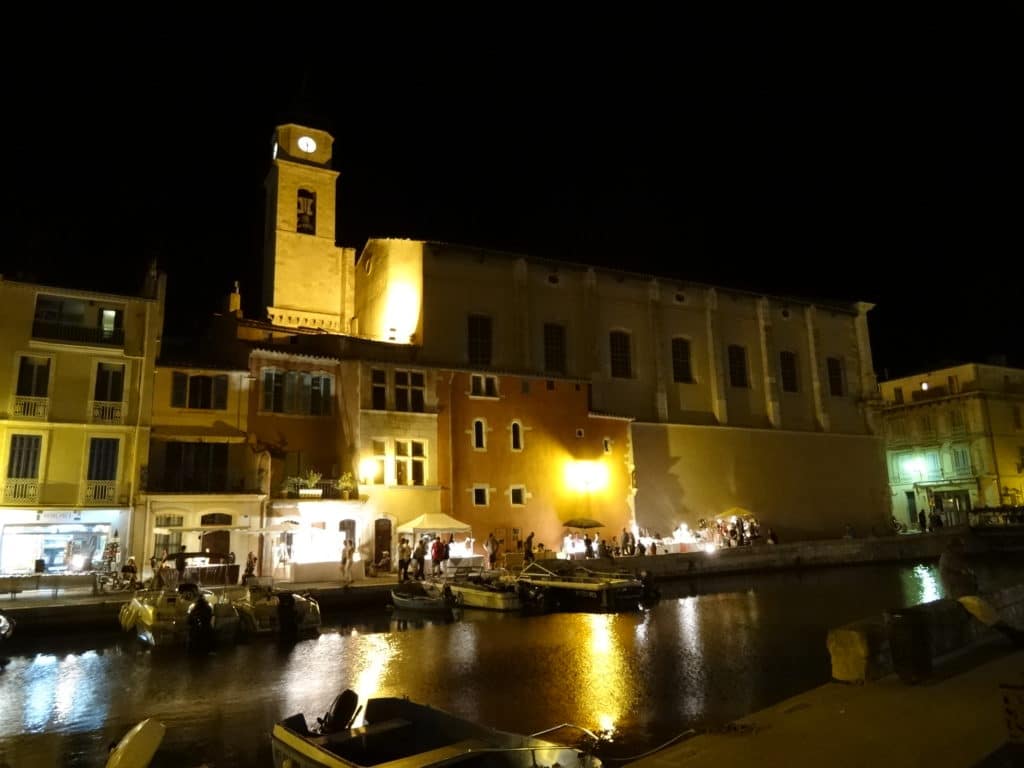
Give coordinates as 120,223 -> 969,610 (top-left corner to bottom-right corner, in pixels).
2,559 -> 1023,768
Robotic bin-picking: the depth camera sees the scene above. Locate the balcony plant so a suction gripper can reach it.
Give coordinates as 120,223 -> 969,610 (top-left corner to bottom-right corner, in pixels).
294,469 -> 323,498
337,471 -> 357,501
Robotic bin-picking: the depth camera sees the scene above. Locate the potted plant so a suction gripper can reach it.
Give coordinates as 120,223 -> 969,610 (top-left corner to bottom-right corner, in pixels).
296,469 -> 323,498
337,471 -> 356,501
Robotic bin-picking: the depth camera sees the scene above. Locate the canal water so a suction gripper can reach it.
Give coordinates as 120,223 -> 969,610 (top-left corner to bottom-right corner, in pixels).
1,558 -> 1022,767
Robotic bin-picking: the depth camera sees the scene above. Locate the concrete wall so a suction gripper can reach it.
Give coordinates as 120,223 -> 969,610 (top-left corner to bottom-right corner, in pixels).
632,421 -> 890,541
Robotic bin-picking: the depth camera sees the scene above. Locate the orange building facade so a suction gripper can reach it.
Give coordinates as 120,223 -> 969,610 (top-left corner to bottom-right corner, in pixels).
438,371 -> 635,556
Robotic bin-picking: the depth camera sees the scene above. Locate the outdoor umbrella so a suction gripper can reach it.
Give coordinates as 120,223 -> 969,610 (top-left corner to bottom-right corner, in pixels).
561,518 -> 605,529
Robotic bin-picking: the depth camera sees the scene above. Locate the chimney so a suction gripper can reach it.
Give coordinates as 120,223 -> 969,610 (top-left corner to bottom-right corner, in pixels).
227,280 -> 243,317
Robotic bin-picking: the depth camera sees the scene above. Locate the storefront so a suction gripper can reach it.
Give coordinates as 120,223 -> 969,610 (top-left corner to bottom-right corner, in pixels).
265,498 -> 384,582
0,508 -> 131,574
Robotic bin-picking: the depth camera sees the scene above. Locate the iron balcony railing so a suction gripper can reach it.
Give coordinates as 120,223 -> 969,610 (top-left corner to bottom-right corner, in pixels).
12,396 -> 49,419
32,319 -> 124,347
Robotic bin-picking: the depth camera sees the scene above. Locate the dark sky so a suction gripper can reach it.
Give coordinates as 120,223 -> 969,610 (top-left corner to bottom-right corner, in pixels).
1,14 -> 1020,379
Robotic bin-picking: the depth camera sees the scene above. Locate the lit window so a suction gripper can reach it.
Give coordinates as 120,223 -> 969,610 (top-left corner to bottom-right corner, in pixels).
370,440 -> 386,485
395,440 -> 425,486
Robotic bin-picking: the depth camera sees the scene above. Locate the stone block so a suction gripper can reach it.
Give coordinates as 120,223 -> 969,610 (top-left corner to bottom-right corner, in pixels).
826,617 -> 891,683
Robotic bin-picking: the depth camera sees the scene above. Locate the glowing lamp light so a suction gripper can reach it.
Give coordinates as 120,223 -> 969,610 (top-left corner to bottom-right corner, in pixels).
358,458 -> 378,484
921,382 -> 929,391
901,457 -> 927,479
382,282 -> 420,343
565,461 -> 609,492
704,543 -> 717,554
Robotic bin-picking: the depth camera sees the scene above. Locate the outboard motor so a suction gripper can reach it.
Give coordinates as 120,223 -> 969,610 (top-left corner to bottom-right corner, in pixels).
277,592 -> 298,635
187,594 -> 215,654
316,688 -> 362,734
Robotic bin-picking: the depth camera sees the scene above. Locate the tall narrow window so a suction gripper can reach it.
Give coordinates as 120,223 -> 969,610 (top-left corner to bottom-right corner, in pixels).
16,356 -> 50,397
297,188 -> 317,235
7,435 -> 41,479
87,438 -> 119,481
468,315 -> 493,366
511,421 -> 523,451
172,371 -> 188,407
609,331 -> 632,378
671,338 -> 693,383
727,345 -> 748,388
894,387 -> 904,404
371,369 -> 387,410
95,363 -> 125,402
310,373 -> 332,415
826,357 -> 846,397
473,419 -> 486,450
370,439 -> 386,485
543,323 -> 567,374
779,351 -> 798,393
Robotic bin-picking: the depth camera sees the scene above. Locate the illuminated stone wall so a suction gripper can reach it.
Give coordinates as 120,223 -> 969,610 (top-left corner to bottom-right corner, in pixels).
632,421 -> 890,542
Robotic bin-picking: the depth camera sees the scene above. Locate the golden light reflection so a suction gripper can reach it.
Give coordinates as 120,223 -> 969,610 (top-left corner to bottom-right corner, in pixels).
565,461 -> 609,493
583,613 -> 623,738
914,564 -> 942,603
352,632 -> 398,706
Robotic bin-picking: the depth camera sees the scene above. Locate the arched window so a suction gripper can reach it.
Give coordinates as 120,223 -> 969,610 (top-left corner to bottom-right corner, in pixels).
297,188 -> 317,235
511,421 -> 523,451
473,419 -> 486,450
200,513 -> 232,526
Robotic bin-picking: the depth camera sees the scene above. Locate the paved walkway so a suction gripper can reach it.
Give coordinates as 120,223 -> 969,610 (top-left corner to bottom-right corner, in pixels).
628,647 -> 1024,768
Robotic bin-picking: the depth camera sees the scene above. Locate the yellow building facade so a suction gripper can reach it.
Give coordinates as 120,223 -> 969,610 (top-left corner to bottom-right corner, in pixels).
880,363 -> 1024,526
0,272 -> 164,573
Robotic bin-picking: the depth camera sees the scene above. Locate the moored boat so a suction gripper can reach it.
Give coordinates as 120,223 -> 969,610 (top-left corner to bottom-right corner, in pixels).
223,584 -> 322,639
118,583 -> 239,648
515,561 -> 646,613
271,689 -> 602,768
425,567 -> 522,611
391,581 -> 456,613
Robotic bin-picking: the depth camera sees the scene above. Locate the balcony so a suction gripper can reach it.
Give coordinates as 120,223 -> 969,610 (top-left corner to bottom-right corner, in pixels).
90,400 -> 124,424
12,396 -> 49,419
32,319 -> 124,347
83,480 -> 117,504
4,479 -> 39,503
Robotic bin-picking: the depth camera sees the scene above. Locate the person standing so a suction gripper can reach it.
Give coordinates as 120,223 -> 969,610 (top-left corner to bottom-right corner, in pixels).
918,508 -> 928,533
524,532 -> 535,564
398,538 -> 412,582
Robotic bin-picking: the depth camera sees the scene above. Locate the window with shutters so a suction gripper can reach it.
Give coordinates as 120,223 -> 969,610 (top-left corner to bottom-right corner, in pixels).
87,438 -> 119,481
7,435 -> 41,479
261,369 -> 332,415
171,371 -> 228,410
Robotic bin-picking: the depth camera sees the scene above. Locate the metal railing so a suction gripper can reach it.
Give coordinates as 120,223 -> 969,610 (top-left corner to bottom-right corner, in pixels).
90,400 -> 124,424
4,479 -> 39,503
84,480 -> 117,503
12,396 -> 48,419
32,319 -> 124,347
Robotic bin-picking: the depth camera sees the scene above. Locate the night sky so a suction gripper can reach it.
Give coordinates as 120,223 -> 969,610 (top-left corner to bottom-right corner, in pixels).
1,16 -> 1019,379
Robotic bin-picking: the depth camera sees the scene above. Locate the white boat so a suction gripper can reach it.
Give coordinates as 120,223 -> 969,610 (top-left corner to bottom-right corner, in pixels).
118,583 -> 239,648
391,581 -> 455,613
515,561 -> 646,612
425,567 -> 522,611
272,689 -> 602,768
222,584 -> 322,638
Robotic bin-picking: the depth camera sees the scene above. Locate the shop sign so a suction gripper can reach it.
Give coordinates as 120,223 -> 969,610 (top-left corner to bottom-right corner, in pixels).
40,511 -> 82,522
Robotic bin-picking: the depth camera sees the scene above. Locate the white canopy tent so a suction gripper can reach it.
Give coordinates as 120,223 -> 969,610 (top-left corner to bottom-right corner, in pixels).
397,513 -> 472,535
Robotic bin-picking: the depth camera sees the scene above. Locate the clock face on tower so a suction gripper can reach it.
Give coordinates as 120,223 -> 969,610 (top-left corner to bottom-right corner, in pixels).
297,136 -> 317,153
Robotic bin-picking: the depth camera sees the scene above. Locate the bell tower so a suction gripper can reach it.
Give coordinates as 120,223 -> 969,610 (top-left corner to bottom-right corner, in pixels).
262,124 -> 354,332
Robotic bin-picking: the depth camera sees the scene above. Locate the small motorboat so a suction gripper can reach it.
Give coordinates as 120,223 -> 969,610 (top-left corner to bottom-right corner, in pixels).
391,581 -> 456,613
105,718 -> 165,768
272,688 -> 602,768
425,567 -> 522,611
223,584 -> 322,639
118,583 -> 239,648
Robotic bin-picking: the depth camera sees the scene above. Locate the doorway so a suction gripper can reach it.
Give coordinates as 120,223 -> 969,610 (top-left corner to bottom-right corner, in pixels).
905,491 -> 917,528
374,518 -> 392,563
